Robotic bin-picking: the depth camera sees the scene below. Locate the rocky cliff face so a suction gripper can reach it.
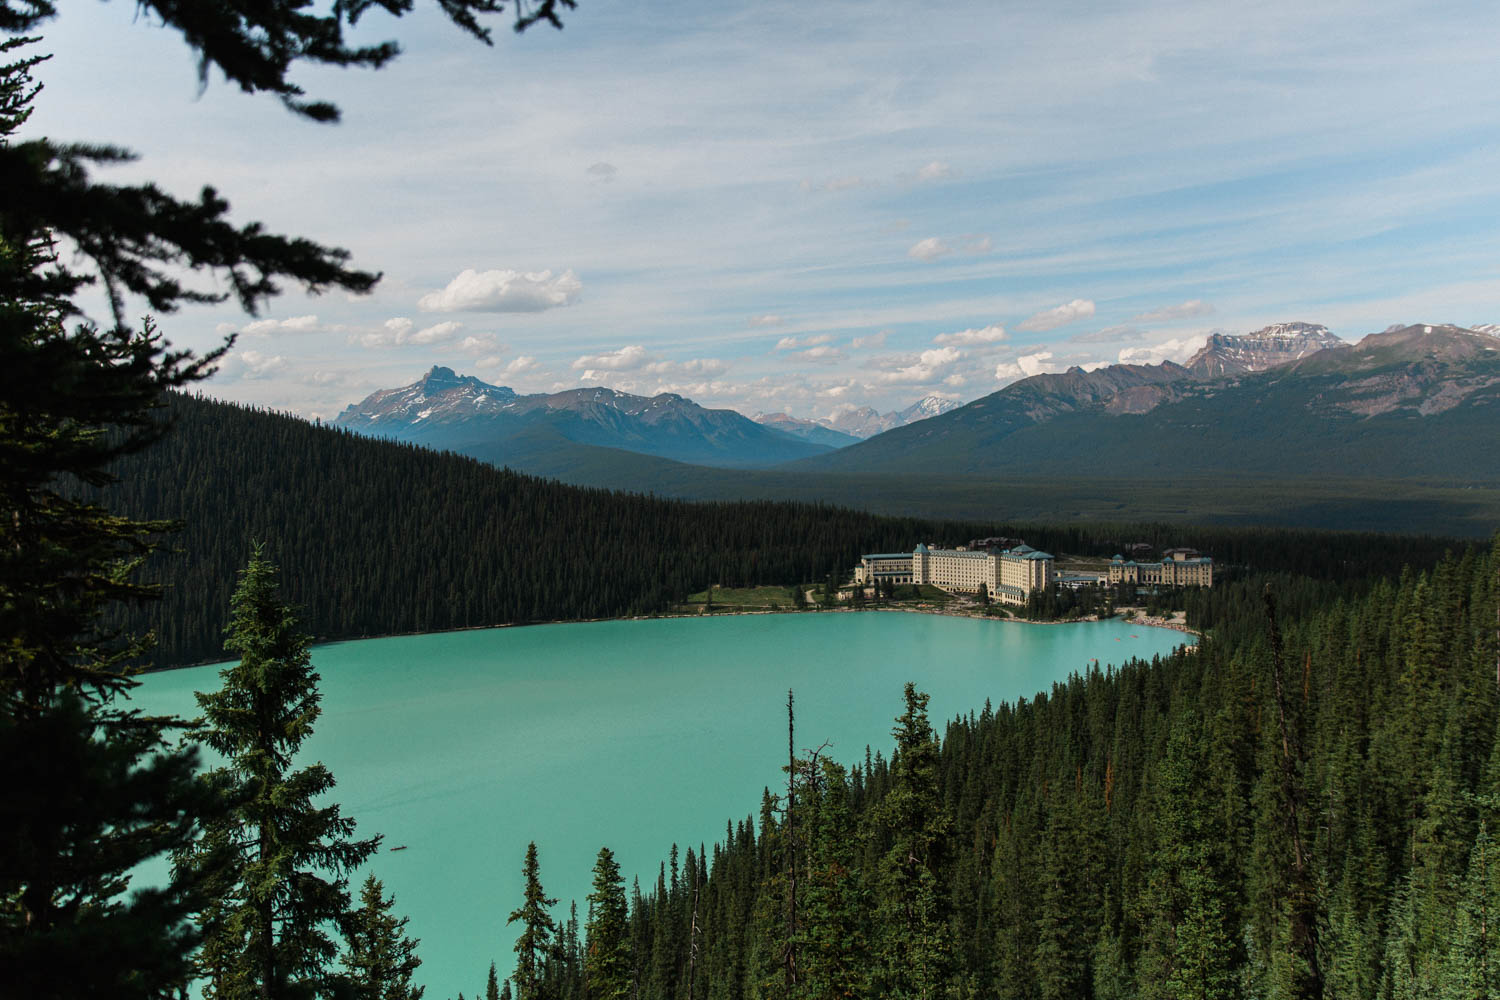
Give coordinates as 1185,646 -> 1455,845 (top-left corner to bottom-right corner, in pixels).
1186,322 -> 1346,377
1004,362 -> 1194,418
336,366 -> 517,428
1288,324 -> 1500,418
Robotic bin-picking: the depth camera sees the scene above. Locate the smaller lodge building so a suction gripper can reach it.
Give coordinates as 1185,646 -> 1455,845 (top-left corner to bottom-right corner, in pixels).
1107,548 -> 1214,587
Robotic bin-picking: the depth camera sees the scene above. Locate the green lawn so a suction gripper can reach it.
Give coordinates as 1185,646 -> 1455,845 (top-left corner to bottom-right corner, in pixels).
683,585 -> 799,608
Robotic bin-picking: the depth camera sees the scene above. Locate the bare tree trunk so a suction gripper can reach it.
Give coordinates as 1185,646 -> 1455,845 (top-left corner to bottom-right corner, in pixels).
687,881 -> 700,1000
785,689 -> 798,992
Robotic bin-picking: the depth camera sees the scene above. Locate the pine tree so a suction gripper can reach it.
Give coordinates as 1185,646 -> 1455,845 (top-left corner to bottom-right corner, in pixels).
870,683 -> 953,1000
343,874 -> 425,1000
585,847 -> 631,1000
1439,820 -> 1500,999
486,962 -> 501,1000
509,842 -> 559,1000
175,547 -> 380,1000
800,759 -> 869,1000
0,38 -> 229,997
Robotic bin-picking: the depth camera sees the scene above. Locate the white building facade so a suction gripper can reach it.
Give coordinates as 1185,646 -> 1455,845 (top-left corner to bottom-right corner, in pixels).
1107,548 -> 1214,587
857,543 -> 1056,606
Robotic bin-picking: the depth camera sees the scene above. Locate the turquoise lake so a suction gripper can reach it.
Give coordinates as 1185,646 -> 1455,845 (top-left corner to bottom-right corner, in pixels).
134,611 -> 1190,999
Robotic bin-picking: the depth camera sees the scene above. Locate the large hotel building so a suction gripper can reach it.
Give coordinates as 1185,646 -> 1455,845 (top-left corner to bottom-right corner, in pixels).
856,544 -> 1214,606
855,543 -> 1056,606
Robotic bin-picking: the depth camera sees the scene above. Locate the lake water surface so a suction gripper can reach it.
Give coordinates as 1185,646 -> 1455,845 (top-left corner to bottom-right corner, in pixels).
135,611 -> 1189,998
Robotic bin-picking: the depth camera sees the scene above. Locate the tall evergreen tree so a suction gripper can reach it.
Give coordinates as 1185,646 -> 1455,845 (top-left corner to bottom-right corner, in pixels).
175,548 -> 380,1000
585,847 -> 631,1000
343,874 -> 425,1000
1439,820 -> 1500,1000
870,683 -> 953,1000
509,842 -> 559,1000
0,38 -> 229,998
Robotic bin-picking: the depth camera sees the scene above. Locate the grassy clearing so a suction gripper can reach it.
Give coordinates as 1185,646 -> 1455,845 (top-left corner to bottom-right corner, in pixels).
683,585 -> 798,608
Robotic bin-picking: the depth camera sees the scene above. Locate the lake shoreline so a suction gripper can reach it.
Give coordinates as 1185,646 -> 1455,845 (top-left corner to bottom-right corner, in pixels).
148,602 -> 1196,673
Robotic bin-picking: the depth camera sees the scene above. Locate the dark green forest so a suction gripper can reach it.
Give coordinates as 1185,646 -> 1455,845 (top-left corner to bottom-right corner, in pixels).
103,391 -> 1463,667
503,539 -> 1500,1000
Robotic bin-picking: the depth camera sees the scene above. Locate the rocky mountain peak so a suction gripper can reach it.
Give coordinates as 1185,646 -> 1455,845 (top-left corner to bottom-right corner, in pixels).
1186,322 -> 1345,378
900,395 -> 963,422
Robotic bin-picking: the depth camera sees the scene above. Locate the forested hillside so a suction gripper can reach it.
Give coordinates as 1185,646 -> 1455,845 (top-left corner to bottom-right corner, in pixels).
99,393 -> 941,665
511,541 -> 1500,1000
103,393 -> 1462,666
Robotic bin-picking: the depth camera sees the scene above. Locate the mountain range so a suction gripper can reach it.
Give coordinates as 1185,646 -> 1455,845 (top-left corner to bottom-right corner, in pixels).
751,395 -> 961,447
336,367 -> 839,469
798,322 -> 1500,479
335,370 -> 967,471
335,321 -> 1500,496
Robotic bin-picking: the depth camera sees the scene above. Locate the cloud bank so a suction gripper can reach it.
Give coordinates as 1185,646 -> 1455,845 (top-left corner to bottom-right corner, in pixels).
419,269 -> 582,313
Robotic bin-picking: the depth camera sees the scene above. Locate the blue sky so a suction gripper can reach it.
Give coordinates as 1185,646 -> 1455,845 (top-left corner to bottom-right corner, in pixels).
23,0 -> 1500,419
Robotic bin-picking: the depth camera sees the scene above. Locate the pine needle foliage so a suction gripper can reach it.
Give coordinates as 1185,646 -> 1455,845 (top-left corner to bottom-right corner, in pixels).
344,873 -> 426,1000
176,547 -> 380,1000
0,37 -> 226,998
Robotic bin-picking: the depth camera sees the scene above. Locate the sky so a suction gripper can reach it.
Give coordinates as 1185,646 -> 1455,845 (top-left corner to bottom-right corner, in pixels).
22,0 -> 1500,420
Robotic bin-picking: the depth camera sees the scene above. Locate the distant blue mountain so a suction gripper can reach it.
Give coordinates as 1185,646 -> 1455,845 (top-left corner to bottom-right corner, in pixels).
335,367 -> 837,470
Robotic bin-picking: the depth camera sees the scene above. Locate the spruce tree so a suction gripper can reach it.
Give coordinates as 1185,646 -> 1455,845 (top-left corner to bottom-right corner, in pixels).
509,842 -> 559,1000
344,874 -> 426,1000
175,547 -> 380,1000
870,683 -> 953,1000
584,847 -> 631,1000
1439,820 -> 1500,999
0,38 -> 229,997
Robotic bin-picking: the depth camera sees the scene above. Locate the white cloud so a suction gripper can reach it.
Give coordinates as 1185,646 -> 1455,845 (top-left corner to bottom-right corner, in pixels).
819,381 -> 860,400
748,314 -> 785,328
454,334 -> 501,354
1017,299 -> 1096,332
908,237 -> 951,261
650,379 -> 740,401
1118,334 -> 1209,366
586,162 -> 618,182
873,346 -> 963,384
775,333 -> 834,350
1130,300 -> 1215,323
850,331 -> 888,350
505,356 -> 541,377
475,353 -> 541,378
934,323 -> 1007,347
403,321 -> 464,345
351,322 -> 444,353
214,349 -> 289,382
646,358 -> 732,377
909,234 -> 989,261
238,314 -> 320,336
1071,324 -> 1145,344
572,344 -> 653,371
418,269 -> 582,313
915,160 -> 954,182
790,345 -> 847,364
994,351 -> 1072,383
